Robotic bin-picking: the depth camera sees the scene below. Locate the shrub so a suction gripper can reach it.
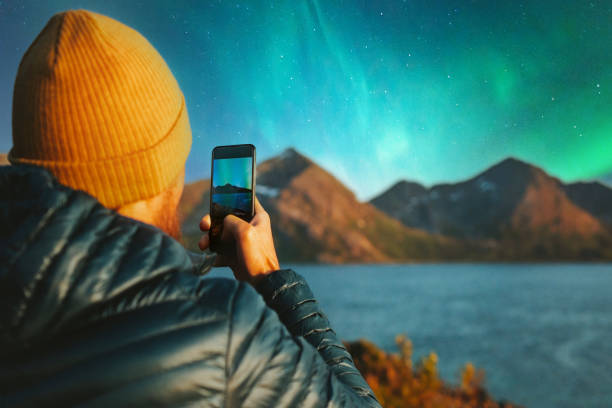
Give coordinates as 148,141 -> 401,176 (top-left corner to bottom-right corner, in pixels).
344,336 -> 523,408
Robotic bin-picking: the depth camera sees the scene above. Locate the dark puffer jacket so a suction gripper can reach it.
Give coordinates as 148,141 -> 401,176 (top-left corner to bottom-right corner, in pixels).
0,165 -> 380,407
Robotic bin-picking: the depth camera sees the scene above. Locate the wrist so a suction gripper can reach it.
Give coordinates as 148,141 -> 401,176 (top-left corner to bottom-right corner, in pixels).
248,264 -> 279,286
249,273 -> 269,286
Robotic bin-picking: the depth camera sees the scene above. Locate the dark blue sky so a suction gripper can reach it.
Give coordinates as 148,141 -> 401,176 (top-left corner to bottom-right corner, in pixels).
1,1 -> 611,198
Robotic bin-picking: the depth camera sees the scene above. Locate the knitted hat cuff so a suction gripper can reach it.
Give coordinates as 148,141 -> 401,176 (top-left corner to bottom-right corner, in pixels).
9,98 -> 191,208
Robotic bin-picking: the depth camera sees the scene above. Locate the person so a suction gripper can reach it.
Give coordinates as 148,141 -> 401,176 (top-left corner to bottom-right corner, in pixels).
0,10 -> 381,408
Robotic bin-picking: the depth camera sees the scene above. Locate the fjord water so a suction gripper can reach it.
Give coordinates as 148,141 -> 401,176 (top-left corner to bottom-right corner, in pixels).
209,264 -> 612,407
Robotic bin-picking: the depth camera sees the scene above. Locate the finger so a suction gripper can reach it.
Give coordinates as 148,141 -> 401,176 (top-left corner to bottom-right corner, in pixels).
200,231 -> 232,267
198,233 -> 210,250
254,196 -> 266,214
199,214 -> 211,231
251,199 -> 270,227
222,214 -> 249,242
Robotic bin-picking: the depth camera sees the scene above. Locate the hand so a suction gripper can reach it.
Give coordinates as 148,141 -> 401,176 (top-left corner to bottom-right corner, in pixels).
198,198 -> 280,285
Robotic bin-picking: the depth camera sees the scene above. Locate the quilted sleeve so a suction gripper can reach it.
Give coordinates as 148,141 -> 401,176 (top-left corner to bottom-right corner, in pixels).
224,271 -> 380,407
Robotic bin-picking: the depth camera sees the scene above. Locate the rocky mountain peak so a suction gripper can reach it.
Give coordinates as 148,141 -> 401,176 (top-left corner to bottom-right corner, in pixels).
390,180 -> 428,196
478,157 -> 541,184
257,148 -> 313,188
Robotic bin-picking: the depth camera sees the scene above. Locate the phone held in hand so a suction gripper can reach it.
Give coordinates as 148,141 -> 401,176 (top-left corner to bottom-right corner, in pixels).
209,144 -> 256,251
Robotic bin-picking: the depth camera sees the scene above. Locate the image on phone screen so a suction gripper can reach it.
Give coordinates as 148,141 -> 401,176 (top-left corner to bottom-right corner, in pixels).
211,156 -> 253,221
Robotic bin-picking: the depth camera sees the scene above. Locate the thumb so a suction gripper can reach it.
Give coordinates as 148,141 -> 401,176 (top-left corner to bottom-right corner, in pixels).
254,196 -> 265,214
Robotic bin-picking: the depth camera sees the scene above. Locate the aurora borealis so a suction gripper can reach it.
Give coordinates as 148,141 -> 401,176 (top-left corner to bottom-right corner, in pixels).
213,157 -> 253,190
1,1 -> 611,199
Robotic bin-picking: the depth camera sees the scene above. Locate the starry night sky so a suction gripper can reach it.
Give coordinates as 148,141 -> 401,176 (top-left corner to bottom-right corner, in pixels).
1,1 -> 611,199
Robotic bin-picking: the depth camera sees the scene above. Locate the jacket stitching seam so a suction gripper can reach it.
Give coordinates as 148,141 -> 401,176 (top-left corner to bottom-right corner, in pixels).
270,281 -> 303,302
287,311 -> 326,333
6,189 -> 72,272
43,202 -> 106,333
303,328 -> 334,337
278,298 -> 316,319
223,281 -> 240,407
103,224 -> 141,296
14,190 -> 76,329
81,295 -> 203,324
317,344 -> 346,354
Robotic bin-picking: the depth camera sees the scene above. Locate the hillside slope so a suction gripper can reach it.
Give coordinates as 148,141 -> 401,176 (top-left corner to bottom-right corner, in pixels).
562,181 -> 612,226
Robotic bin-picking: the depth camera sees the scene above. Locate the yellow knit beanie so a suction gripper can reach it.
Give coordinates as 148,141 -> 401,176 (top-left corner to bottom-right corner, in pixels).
9,10 -> 191,208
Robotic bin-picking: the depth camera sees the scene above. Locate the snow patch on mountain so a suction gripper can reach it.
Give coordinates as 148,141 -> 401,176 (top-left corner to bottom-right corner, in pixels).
478,178 -> 496,192
257,185 -> 280,197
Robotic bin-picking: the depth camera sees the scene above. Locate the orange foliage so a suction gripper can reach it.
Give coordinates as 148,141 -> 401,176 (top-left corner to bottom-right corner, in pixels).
345,336 -> 522,408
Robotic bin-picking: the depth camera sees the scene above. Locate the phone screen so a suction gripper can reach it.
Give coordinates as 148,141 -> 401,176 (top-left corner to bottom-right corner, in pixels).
211,156 -> 253,219
209,145 -> 255,249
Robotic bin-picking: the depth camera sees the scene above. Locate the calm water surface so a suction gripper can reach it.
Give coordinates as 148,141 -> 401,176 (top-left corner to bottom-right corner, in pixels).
209,264 -> 612,408
212,192 -> 252,212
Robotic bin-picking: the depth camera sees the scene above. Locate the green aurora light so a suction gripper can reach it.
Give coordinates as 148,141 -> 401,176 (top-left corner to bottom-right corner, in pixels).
0,0 -> 610,198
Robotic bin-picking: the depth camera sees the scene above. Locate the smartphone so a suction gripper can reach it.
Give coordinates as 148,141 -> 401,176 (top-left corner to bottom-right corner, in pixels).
209,144 -> 256,251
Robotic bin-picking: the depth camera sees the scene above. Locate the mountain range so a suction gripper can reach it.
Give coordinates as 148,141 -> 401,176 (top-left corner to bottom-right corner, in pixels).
213,183 -> 251,194
2,150 -> 609,261
179,149 -> 612,262
371,157 -> 612,260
